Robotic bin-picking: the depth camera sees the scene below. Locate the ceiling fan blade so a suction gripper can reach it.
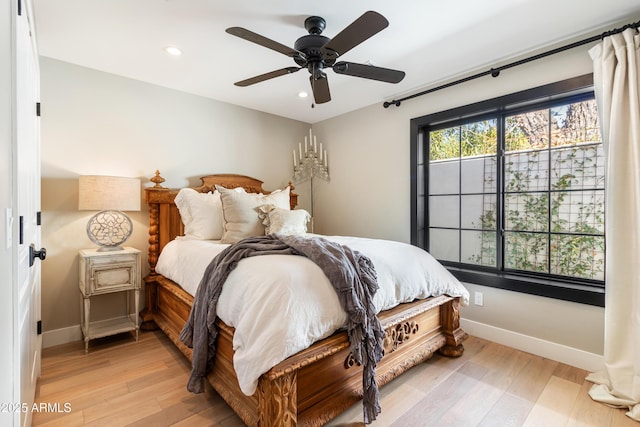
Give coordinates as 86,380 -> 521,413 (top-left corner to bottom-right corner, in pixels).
310,74 -> 331,104
226,27 -> 304,59
235,67 -> 301,87
322,11 -> 388,57
333,61 -> 405,83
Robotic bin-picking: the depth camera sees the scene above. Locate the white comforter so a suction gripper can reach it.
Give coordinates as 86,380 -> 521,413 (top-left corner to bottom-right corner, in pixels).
156,234 -> 469,395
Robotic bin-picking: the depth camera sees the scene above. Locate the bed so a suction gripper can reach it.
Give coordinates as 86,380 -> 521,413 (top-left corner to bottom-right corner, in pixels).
140,171 -> 469,427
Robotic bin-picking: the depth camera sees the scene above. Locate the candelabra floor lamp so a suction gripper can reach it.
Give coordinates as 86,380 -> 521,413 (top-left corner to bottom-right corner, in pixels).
292,129 -> 329,232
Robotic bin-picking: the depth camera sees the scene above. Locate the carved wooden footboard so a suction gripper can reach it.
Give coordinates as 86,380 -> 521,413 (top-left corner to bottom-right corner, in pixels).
140,172 -> 467,426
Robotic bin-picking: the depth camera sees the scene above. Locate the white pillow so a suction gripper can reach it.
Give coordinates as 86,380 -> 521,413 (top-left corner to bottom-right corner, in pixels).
259,205 -> 310,236
217,185 -> 291,243
174,188 -> 225,240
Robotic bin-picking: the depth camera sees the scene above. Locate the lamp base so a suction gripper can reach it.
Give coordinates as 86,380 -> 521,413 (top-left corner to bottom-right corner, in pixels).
86,210 -> 133,249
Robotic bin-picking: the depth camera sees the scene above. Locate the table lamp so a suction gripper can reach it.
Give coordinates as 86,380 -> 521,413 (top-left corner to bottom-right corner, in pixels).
78,175 -> 141,251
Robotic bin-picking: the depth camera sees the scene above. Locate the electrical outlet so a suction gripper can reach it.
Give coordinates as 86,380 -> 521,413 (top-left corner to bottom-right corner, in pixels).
474,291 -> 484,306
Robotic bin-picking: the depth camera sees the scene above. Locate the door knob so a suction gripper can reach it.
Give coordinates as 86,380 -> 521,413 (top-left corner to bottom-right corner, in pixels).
29,244 -> 47,267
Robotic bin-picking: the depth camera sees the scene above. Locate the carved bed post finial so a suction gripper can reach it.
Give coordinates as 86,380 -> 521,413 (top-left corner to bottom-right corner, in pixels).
151,170 -> 166,188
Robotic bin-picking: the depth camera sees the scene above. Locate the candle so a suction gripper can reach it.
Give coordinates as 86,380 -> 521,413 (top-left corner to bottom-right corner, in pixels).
324,150 -> 327,167
314,136 -> 317,153
293,150 -> 297,167
319,143 -> 323,160
298,142 -> 302,160
304,137 -> 308,153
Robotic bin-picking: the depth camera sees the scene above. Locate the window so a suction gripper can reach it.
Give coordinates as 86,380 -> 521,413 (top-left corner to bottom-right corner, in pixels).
410,75 -> 605,306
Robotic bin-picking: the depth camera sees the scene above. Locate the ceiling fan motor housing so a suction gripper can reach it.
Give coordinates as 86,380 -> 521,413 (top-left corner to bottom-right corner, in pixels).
294,34 -> 335,74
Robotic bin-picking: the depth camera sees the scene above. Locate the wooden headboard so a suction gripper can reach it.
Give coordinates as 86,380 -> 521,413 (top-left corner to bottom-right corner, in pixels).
145,171 -> 298,275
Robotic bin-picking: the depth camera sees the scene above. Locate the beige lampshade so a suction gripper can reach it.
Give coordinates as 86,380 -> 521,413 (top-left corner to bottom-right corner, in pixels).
78,175 -> 141,211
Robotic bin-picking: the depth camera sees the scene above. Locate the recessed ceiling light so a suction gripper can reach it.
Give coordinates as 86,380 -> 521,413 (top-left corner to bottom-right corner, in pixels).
164,46 -> 182,56
298,91 -> 308,98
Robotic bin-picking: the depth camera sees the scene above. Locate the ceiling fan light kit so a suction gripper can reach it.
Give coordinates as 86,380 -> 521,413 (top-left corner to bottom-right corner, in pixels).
226,11 -> 405,104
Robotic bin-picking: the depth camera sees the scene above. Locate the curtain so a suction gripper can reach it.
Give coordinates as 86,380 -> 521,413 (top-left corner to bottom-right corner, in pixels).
586,27 -> 640,421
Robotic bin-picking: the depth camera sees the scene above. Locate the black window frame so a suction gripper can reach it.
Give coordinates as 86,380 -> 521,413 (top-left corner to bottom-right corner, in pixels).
410,74 -> 605,307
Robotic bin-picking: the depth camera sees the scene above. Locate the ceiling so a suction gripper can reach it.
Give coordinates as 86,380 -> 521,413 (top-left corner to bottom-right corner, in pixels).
32,0 -> 640,124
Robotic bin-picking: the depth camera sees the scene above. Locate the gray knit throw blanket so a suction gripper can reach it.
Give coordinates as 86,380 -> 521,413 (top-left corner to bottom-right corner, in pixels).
179,234 -> 385,424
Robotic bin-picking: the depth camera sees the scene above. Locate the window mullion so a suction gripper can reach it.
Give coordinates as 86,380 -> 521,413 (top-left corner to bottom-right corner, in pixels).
458,126 -> 463,263
497,115 -> 505,271
423,128 -> 429,250
547,109 -> 552,275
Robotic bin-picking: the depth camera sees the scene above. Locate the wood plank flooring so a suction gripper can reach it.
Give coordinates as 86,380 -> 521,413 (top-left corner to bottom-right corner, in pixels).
32,331 -> 636,427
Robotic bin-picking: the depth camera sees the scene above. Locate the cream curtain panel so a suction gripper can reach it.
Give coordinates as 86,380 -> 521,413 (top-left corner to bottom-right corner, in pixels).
587,27 -> 640,421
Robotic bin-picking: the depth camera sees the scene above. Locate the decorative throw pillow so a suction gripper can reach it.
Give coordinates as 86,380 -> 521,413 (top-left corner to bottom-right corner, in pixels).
217,185 -> 291,243
174,188 -> 226,240
259,205 -> 310,236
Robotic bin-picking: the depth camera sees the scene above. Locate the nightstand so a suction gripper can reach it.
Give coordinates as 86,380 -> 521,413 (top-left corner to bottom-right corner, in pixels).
79,247 -> 141,353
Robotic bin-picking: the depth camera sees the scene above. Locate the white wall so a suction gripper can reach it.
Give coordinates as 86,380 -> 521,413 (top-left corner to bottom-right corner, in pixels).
39,57 -> 310,337
313,46 -> 605,357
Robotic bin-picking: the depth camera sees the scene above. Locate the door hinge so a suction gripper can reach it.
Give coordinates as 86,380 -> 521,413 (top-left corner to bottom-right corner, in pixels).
19,216 -> 24,244
37,211 -> 41,225
36,102 -> 41,117
37,320 -> 42,335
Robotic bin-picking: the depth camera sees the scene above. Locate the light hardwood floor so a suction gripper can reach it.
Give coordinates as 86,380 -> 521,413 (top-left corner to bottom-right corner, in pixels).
33,330 -> 636,427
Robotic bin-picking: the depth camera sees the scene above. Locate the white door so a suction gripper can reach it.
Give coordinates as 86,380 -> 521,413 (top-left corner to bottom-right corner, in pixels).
14,0 -> 43,426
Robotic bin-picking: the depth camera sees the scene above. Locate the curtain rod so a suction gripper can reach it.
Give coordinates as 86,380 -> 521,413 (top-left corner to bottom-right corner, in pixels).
383,19 -> 640,109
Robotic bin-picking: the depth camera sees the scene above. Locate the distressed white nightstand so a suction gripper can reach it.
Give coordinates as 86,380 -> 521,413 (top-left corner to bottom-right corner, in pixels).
79,247 -> 141,353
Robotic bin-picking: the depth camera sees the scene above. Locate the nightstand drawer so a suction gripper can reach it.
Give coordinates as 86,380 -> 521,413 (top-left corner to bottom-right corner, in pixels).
93,263 -> 136,293
88,252 -> 139,267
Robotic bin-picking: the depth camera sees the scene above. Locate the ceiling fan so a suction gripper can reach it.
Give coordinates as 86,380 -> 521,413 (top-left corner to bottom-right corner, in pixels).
226,11 -> 405,104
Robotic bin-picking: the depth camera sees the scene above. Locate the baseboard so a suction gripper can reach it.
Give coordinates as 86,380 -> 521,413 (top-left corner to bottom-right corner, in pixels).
461,318 -> 604,373
42,325 -> 82,348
